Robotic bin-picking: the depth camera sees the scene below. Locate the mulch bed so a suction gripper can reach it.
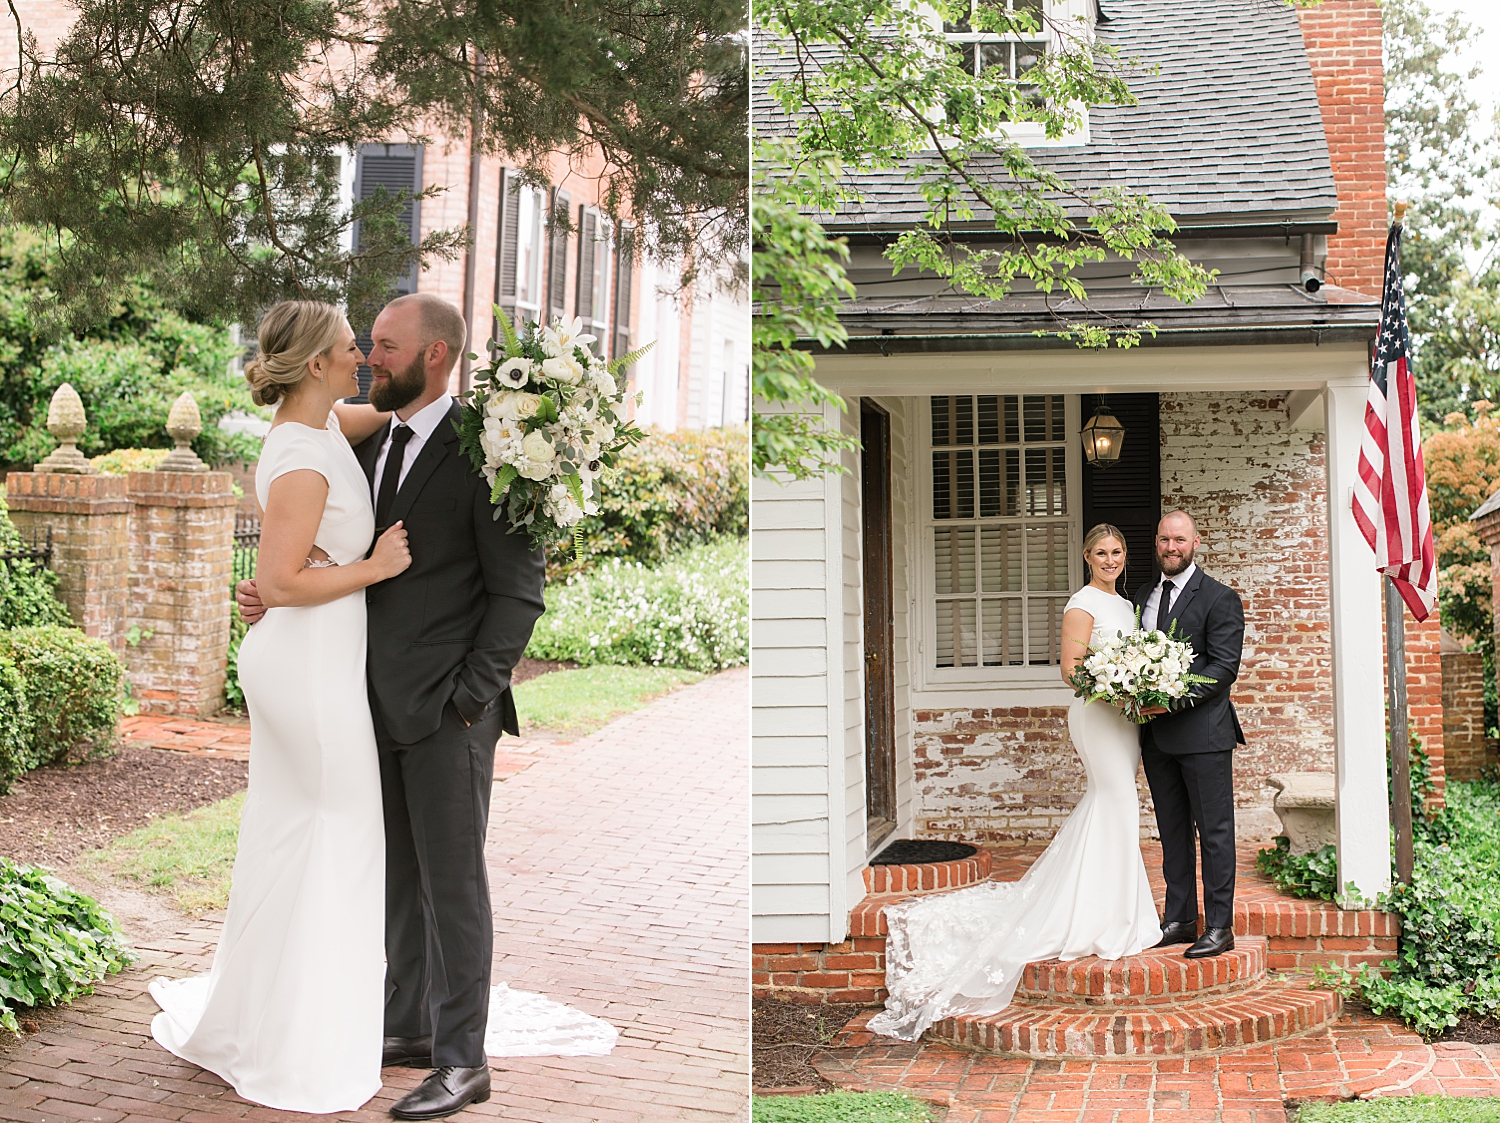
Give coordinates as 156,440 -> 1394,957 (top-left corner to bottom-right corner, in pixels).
0,747 -> 248,867
1443,1014 -> 1500,1045
513,656 -> 576,684
752,999 -> 874,1093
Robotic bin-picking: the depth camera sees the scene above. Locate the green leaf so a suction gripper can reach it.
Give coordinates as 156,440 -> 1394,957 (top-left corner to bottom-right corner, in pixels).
492,304 -> 524,358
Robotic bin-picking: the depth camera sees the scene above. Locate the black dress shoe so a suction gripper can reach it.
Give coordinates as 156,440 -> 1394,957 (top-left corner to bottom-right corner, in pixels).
390,1065 -> 491,1120
1184,926 -> 1235,958
382,1035 -> 433,1069
1154,920 -> 1198,947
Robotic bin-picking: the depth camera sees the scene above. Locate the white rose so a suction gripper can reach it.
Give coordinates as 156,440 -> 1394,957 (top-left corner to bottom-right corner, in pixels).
521,431 -> 556,463
542,355 -> 585,385
480,418 -> 508,460
517,458 -> 553,481
511,392 -> 542,420
495,358 -> 533,389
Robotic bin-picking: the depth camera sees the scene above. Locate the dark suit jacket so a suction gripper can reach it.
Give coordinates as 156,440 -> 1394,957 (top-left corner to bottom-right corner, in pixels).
1132,566 -> 1246,755
354,401 -> 547,744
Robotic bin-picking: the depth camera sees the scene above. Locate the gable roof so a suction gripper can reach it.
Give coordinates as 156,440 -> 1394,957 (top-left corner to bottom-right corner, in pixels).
755,0 -> 1340,231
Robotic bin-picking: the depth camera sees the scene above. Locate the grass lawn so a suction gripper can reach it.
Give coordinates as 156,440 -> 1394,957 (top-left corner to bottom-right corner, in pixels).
514,664 -> 703,734
1294,1097 -> 1500,1121
80,792 -> 244,915
751,1092 -> 934,1123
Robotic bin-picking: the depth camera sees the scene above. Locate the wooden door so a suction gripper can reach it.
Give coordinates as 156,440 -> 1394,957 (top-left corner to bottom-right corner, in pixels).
861,401 -> 897,845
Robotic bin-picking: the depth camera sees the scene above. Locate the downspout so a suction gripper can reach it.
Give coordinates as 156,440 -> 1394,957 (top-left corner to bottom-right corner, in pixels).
459,49 -> 486,393
1300,233 -> 1324,293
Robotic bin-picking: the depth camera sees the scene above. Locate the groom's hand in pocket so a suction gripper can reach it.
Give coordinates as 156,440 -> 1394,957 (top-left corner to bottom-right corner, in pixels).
235,579 -> 267,626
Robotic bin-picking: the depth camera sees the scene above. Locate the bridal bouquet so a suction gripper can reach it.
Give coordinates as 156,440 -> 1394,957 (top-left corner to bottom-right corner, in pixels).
1067,617 -> 1216,724
456,307 -> 648,550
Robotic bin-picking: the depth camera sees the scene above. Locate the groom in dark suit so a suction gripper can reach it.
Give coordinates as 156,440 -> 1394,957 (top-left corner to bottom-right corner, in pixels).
1133,510 -> 1245,960
238,294 -> 546,1119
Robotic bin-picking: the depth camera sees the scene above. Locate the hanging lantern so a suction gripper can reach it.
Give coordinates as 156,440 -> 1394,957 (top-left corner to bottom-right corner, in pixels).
1080,404 -> 1126,467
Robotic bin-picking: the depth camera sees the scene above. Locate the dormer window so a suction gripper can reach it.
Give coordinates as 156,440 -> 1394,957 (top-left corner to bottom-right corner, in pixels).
944,0 -> 1048,81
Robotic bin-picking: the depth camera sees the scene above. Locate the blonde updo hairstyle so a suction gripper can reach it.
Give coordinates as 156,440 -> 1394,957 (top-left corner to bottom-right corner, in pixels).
244,301 -> 349,407
1082,522 -> 1128,586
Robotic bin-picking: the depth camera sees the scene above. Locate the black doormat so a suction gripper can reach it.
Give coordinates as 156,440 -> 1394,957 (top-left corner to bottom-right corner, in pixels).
869,839 -> 977,866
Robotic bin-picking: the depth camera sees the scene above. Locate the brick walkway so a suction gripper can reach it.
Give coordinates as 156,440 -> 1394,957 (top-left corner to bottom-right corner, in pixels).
2,669 -> 749,1123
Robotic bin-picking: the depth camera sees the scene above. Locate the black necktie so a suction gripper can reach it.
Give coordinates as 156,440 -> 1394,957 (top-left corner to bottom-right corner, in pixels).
1158,578 -> 1176,630
375,424 -> 414,530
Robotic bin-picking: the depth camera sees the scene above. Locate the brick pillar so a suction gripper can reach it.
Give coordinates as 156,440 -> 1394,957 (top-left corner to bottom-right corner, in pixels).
1441,648 -> 1487,781
3,471 -> 131,651
125,470 -> 236,716
1296,0 -> 1386,298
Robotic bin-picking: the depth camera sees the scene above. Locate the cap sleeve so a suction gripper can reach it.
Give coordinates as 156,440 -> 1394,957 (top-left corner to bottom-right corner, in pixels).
254,426 -> 332,510
1064,585 -> 1097,616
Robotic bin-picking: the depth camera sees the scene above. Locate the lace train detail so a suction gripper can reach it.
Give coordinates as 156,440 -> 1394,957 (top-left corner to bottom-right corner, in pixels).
483,984 -> 619,1057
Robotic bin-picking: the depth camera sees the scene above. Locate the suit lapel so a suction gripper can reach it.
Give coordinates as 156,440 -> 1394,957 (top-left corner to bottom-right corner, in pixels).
387,402 -> 461,525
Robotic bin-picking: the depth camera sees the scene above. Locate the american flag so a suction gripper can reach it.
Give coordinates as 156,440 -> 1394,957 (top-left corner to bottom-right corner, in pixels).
1352,222 -> 1437,621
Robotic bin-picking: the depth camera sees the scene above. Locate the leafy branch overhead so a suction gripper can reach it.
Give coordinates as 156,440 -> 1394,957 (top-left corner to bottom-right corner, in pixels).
751,0 -> 1215,478
0,0 -> 747,329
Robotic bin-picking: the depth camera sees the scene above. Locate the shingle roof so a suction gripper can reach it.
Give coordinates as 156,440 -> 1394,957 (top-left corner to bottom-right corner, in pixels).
755,0 -> 1340,229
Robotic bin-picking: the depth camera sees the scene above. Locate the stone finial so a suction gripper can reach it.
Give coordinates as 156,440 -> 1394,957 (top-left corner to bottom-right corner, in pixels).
34,383 -> 96,474
157,392 -> 209,473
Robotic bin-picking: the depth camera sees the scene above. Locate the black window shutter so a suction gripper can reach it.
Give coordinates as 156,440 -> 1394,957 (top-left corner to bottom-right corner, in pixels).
350,143 -> 424,402
612,222 -> 634,363
575,208 -> 597,324
493,169 -> 521,336
547,188 -> 571,323
1079,393 -> 1161,600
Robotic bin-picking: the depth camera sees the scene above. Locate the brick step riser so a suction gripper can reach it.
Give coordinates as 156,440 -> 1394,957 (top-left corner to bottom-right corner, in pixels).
862,852 -> 993,895
929,985 -> 1342,1059
1015,941 -> 1266,1007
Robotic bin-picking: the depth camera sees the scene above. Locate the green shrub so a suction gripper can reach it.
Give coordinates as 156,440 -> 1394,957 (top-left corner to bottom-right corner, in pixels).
90,447 -> 171,475
0,493 -> 72,632
1318,779 -> 1500,1037
549,426 -> 748,581
1256,838 -> 1338,900
751,1091 -> 934,1123
0,656 -> 32,793
0,625 -> 123,768
0,858 -> 132,1034
224,600 -> 248,710
527,537 -> 748,672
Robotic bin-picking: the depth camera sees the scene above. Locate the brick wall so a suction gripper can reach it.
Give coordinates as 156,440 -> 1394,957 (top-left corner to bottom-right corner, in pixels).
1441,650 -> 1487,781
1396,612 -> 1447,807
1296,0 -> 1386,297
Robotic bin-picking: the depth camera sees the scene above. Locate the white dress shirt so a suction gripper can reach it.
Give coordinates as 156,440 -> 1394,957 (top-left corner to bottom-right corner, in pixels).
371,393 -> 453,495
1144,561 -> 1198,632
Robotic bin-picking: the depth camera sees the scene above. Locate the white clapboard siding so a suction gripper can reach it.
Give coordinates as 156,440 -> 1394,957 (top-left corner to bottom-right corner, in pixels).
751,415 -> 843,942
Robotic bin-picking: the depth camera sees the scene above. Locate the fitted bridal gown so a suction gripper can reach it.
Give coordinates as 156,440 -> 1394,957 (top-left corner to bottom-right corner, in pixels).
150,415 -> 385,1113
868,584 -> 1162,1042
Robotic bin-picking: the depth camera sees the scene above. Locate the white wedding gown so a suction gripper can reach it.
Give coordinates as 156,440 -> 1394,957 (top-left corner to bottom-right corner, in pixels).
868,583 -> 1162,1042
150,415 -> 386,1113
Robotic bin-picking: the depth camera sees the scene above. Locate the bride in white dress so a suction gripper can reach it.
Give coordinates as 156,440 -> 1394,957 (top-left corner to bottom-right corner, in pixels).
149,302 -> 411,1113
868,523 -> 1163,1042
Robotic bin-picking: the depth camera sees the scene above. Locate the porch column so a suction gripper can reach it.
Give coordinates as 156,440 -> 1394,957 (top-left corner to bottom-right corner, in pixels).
1323,382 -> 1390,904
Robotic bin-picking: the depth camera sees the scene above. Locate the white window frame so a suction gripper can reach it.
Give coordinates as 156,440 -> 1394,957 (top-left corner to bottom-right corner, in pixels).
514,184 -> 547,320
914,392 -> 1083,691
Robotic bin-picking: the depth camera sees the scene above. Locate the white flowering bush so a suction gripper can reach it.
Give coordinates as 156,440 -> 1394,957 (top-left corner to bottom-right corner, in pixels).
525,538 -> 748,673
1066,618 -> 1215,724
456,307 -> 648,548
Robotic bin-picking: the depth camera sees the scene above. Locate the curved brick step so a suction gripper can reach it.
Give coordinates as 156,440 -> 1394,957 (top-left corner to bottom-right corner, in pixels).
1015,937 -> 1266,1006
928,978 -> 1340,1059
862,849 -> 993,895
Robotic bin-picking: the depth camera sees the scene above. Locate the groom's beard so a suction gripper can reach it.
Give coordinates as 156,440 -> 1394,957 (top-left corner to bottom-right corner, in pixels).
1158,548 -> 1196,576
369,355 -> 426,413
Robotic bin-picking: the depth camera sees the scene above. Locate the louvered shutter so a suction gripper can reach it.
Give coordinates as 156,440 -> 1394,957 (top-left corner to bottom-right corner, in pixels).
547,188 -> 570,323
612,222 -> 634,363
575,208 -> 597,324
350,143 -> 424,402
493,169 -> 521,337
1079,393 -> 1161,600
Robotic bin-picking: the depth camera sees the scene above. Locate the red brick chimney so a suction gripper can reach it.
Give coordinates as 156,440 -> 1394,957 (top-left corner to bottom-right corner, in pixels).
1296,0 -> 1386,298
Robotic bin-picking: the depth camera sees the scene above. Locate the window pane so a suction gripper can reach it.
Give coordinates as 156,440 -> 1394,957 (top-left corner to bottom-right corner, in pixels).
935,598 -> 978,668
982,598 -> 1023,666
1025,524 -> 1070,592
1023,394 -> 1066,442
953,448 -> 975,519
1004,395 -> 1020,443
933,450 -> 953,519
979,525 -> 1021,591
930,395 -> 974,447
1024,447 -> 1066,515
943,0 -> 973,33
1017,41 -> 1045,78
1027,596 -> 1066,666
978,41 -> 1008,77
934,527 -> 977,594
932,396 -> 951,447
977,395 -> 1000,444
1012,0 -> 1043,26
